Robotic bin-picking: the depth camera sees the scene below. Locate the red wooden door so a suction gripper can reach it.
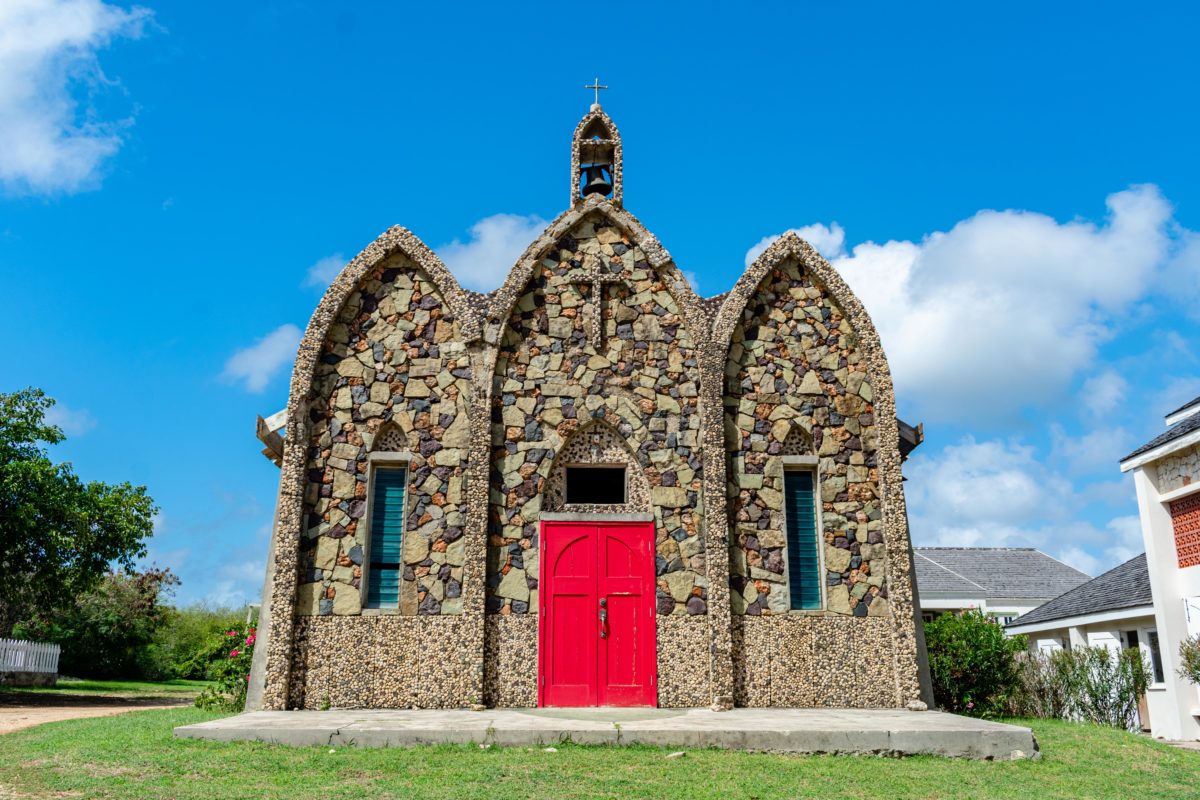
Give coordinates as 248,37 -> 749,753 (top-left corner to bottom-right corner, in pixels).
539,520 -> 656,707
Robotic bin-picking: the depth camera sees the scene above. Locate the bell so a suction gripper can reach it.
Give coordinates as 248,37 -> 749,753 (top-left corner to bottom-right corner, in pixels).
582,164 -> 613,197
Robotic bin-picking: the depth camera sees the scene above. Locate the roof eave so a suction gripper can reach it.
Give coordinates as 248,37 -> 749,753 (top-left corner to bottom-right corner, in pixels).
1120,424 -> 1200,472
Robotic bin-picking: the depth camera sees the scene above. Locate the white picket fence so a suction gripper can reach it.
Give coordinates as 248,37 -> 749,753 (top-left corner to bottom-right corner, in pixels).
0,638 -> 60,674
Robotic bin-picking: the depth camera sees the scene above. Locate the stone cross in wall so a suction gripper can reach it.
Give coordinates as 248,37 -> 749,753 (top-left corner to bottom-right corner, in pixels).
570,253 -> 623,349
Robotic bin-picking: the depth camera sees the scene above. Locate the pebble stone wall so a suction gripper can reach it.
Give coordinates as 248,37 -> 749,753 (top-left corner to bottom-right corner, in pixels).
255,109 -> 924,712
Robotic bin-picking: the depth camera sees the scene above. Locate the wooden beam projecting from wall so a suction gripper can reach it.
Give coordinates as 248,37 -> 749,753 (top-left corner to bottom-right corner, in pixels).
256,409 -> 287,467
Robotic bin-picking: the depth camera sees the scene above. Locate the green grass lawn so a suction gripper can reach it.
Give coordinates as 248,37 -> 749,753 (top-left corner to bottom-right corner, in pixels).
0,678 -> 209,699
0,710 -> 1197,800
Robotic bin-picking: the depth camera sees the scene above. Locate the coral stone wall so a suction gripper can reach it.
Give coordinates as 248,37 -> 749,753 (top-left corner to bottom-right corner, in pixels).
487,214 -> 706,617
297,256 -> 472,617
725,260 -> 888,618
1158,443 -> 1200,494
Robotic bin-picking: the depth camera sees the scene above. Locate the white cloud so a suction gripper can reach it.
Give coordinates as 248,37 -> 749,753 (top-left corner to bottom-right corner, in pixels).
745,222 -> 846,267
303,252 -> 346,288
437,213 -> 548,291
204,559 -> 265,608
1079,369 -> 1128,418
749,186 -> 1186,420
907,437 -> 1075,539
44,400 -> 96,436
0,0 -> 151,195
221,324 -> 302,393
906,436 -> 1143,575
1049,424 -> 1134,476
1152,374 -> 1200,423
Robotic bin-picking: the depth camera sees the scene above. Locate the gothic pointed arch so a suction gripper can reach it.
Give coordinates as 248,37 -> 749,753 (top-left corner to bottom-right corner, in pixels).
483,195 -> 705,343
780,425 -> 814,456
370,420 -> 408,453
571,107 -> 623,207
545,418 -> 651,512
259,224 -> 478,710
720,230 -> 922,706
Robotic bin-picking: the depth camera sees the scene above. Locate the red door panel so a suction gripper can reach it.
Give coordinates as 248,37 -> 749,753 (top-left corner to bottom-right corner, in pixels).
542,531 -> 596,706
539,520 -> 656,707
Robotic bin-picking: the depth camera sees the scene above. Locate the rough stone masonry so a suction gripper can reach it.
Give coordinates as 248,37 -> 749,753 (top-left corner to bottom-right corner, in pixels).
250,104 -> 926,712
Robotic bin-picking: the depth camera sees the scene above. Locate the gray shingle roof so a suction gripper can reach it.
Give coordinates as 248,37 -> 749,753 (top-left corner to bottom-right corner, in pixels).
1123,409 -> 1200,462
1007,554 -> 1152,629
914,548 -> 1090,601
1166,395 -> 1200,419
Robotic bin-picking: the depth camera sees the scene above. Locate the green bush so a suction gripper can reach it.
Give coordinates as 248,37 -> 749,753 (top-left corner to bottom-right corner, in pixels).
1178,634 -> 1200,686
194,623 -> 256,711
1012,646 -> 1149,731
924,610 -> 1026,715
144,605 -> 247,680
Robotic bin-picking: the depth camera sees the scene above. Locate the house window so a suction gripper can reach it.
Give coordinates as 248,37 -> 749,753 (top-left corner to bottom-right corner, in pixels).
366,466 -> 406,608
1124,630 -> 1140,650
1147,630 -> 1165,683
783,469 -> 821,610
565,466 -> 626,504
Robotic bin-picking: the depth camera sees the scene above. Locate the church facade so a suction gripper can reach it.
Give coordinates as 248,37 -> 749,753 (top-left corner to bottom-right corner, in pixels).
249,104 -> 927,711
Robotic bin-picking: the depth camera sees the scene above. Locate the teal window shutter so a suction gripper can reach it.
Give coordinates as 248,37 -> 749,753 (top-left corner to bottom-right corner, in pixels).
783,470 -> 821,610
367,467 -> 406,608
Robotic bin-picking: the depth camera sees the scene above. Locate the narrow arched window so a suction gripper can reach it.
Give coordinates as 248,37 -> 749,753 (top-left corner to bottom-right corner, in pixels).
363,425 -> 409,610
781,427 -> 822,610
783,468 -> 821,610
365,465 -> 406,608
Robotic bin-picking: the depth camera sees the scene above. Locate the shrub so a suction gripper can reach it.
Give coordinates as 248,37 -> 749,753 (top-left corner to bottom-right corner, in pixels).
1011,649 -> 1073,719
924,610 -> 1026,715
194,624 -> 256,712
1179,635 -> 1200,686
1011,646 -> 1150,731
144,605 -> 247,680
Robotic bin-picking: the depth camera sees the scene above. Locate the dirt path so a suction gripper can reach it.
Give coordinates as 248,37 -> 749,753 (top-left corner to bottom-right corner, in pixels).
0,694 -> 191,734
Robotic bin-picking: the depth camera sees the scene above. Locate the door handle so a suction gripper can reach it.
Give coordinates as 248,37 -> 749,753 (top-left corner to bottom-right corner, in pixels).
599,598 -> 608,639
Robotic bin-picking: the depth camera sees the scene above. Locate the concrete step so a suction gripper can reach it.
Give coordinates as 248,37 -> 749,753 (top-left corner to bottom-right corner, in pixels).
175,707 -> 1037,760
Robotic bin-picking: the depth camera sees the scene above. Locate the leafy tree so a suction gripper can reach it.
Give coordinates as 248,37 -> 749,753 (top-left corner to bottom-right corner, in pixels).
1180,634 -> 1200,686
0,388 -> 157,633
924,609 -> 1027,715
14,567 -> 180,678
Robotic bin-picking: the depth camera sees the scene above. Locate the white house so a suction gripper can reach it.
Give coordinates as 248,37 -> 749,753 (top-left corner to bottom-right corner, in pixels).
1117,396 -> 1200,741
915,547 -> 1090,625
1006,554 -> 1166,731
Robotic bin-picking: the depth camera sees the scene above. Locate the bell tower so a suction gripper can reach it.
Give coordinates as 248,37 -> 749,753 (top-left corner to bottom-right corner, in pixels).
571,80 -> 622,208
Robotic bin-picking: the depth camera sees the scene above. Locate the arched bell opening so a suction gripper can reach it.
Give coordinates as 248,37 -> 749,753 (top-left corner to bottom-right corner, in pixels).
571,108 -> 623,207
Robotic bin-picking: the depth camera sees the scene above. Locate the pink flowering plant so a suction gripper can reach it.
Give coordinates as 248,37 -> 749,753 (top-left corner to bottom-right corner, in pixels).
194,624 -> 256,711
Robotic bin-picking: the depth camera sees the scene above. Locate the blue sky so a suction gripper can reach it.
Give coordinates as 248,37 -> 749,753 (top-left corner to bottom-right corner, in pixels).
2,1 -> 1199,606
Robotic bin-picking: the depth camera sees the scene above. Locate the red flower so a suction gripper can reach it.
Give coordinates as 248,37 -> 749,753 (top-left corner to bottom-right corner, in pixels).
230,649 -> 239,658
246,634 -> 256,646
227,630 -> 237,637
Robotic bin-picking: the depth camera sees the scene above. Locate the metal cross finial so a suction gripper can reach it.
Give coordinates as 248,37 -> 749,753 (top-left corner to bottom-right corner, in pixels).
585,77 -> 609,107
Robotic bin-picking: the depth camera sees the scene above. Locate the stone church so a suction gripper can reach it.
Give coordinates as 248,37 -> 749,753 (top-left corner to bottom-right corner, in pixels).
247,100 -> 929,711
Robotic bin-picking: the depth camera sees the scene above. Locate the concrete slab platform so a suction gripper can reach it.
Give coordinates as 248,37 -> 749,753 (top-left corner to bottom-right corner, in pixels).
175,707 -> 1037,760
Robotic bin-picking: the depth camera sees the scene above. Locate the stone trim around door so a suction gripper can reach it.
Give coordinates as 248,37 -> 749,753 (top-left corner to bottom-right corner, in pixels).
540,512 -> 656,523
